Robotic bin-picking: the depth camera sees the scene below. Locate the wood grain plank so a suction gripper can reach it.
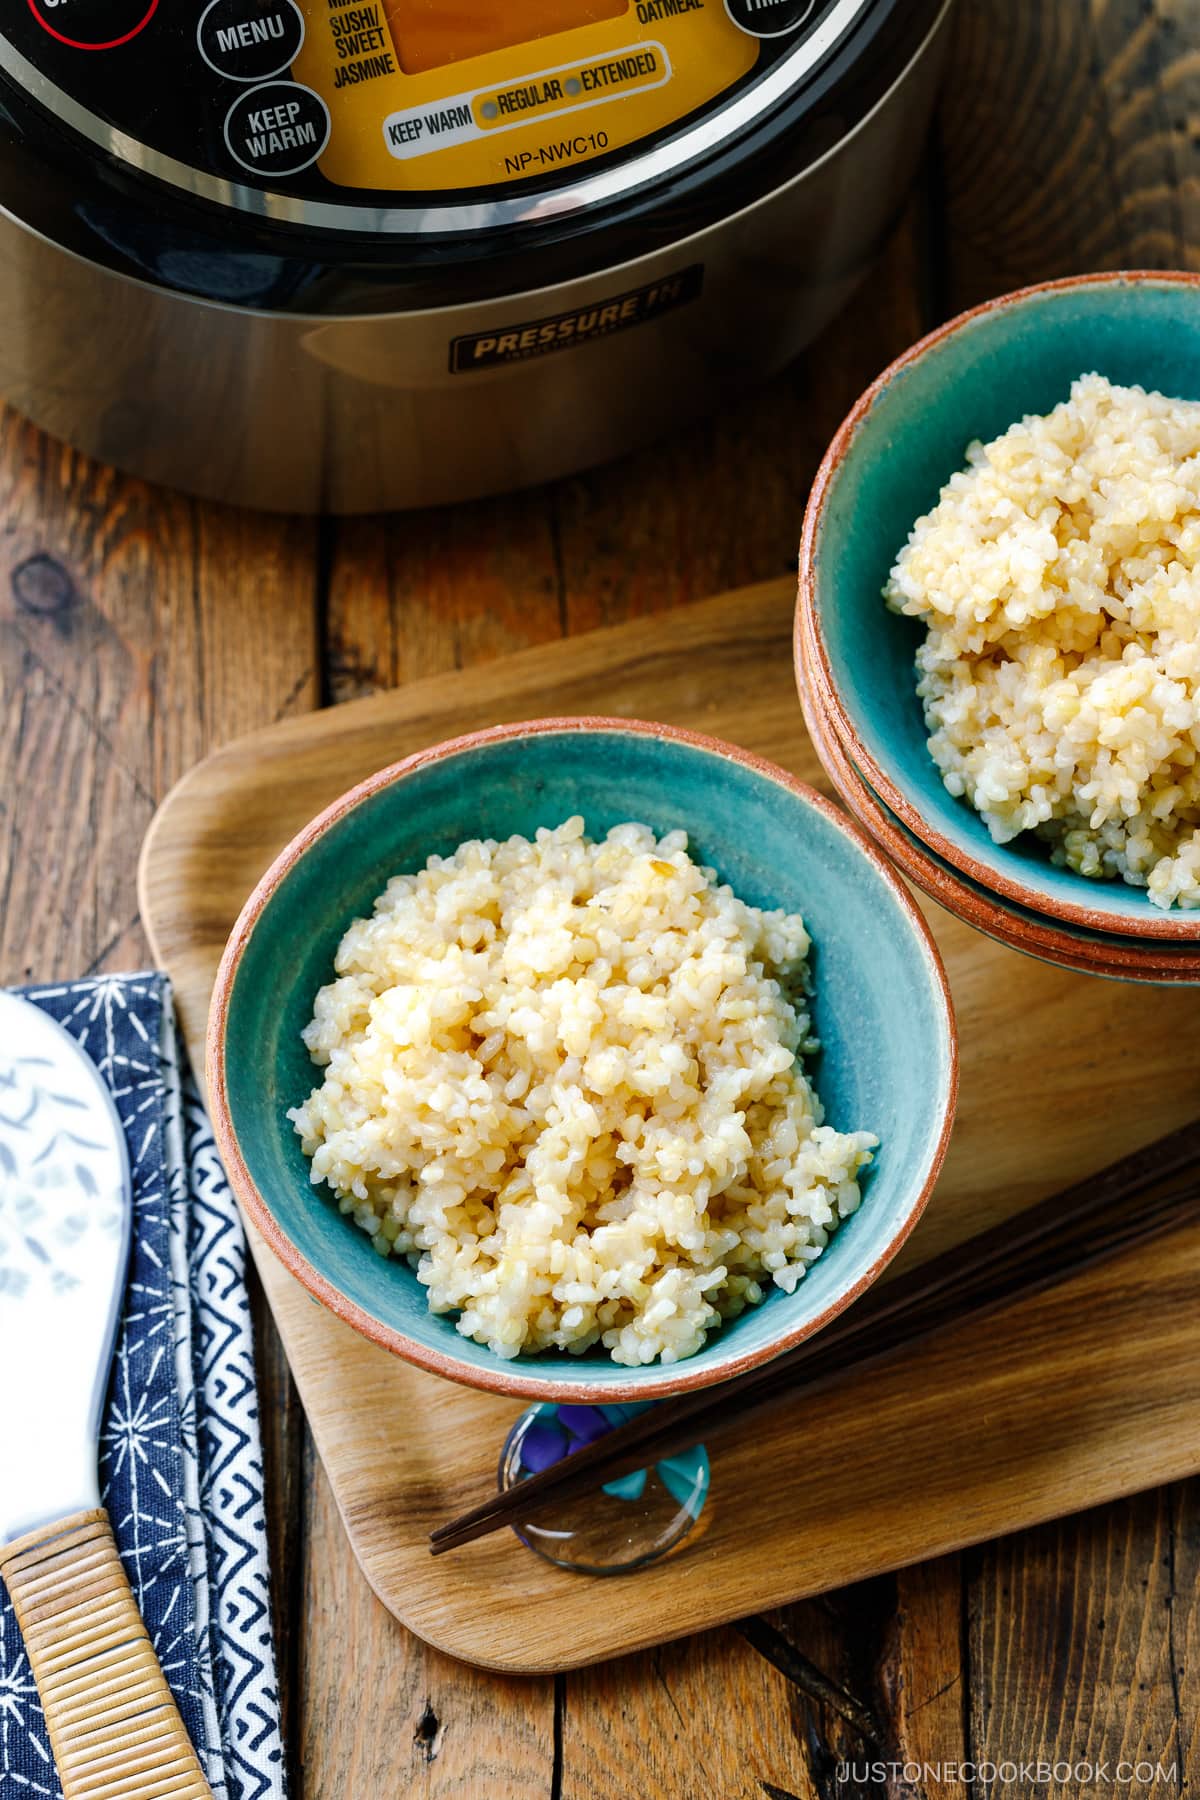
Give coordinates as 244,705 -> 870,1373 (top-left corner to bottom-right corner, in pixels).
965,1495 -> 1184,1794
882,1561 -> 970,1800
0,406 -> 320,1781
749,1592 -> 894,1800
940,0 -> 1200,306
325,492 -> 564,702
0,632 -> 151,983
938,2 -> 1200,1787
1168,1479 -> 1199,1789
558,1628 -> 818,1800
298,1449 -> 555,1798
0,426 -> 158,984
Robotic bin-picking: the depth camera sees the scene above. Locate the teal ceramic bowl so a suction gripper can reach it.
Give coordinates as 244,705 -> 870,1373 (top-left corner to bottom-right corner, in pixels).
799,646 -> 1200,985
799,271 -> 1200,942
207,717 -> 958,1403
855,775 -> 1200,984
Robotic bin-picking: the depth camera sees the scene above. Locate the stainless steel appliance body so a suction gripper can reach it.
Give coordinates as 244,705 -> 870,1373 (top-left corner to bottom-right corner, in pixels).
0,0 -> 952,511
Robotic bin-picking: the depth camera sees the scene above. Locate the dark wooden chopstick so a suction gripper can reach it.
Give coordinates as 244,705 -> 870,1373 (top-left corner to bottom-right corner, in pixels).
430,1120 -> 1200,1556
433,1174 -> 1200,1553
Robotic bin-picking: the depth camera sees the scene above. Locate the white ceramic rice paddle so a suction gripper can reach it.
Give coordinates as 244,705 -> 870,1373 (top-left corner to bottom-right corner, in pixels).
0,994 -> 213,1800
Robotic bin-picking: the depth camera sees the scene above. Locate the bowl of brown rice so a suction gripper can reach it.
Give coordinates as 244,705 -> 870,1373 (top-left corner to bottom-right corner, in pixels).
799,271 -> 1200,949
207,717 -> 957,1402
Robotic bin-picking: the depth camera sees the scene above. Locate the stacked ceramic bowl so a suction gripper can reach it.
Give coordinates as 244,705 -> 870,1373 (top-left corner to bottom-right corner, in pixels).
796,272 -> 1200,984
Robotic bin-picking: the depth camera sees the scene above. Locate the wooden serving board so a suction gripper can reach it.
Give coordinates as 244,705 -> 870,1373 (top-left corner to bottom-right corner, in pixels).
140,578 -> 1200,1675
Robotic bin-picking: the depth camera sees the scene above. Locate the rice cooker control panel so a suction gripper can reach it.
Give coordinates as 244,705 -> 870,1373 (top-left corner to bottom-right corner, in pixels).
5,0 -> 869,206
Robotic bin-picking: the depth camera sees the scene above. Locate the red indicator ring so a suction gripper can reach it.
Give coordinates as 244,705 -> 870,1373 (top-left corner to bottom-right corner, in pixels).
27,0 -> 159,51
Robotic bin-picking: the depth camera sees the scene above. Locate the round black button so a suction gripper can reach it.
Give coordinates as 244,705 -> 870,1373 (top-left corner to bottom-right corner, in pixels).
724,0 -> 816,37
224,81 -> 330,177
198,0 -> 304,82
27,0 -> 158,50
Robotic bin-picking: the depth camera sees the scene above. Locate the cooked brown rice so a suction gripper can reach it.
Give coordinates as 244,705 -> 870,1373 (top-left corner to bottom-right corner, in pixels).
886,373 -> 1200,908
289,818 -> 875,1365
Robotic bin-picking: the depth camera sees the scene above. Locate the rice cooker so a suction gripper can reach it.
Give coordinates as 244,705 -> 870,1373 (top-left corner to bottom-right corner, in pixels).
0,0 -> 953,512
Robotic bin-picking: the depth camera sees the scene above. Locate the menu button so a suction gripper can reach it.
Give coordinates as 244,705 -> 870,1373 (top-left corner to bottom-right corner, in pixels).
199,0 -> 305,81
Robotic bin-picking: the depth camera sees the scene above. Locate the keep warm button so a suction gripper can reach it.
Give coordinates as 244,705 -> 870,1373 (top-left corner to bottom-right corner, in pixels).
224,81 -> 330,177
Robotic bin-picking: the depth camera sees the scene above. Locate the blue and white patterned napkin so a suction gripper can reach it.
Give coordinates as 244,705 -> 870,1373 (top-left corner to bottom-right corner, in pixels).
0,974 -> 287,1800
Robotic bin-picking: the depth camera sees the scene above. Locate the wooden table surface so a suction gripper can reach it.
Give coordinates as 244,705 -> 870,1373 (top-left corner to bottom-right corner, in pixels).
3,2 -> 1197,1794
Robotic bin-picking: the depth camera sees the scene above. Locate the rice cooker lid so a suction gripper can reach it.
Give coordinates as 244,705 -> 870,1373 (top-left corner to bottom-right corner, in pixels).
1,0 -> 893,235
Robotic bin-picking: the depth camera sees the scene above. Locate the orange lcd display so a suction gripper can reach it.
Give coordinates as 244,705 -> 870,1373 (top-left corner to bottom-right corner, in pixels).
384,1 -> 631,75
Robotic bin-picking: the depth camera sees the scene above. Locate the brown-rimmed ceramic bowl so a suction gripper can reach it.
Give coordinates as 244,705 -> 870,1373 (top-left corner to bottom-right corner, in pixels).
797,643 -> 1200,985
797,269 -> 1200,943
207,716 -> 958,1403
